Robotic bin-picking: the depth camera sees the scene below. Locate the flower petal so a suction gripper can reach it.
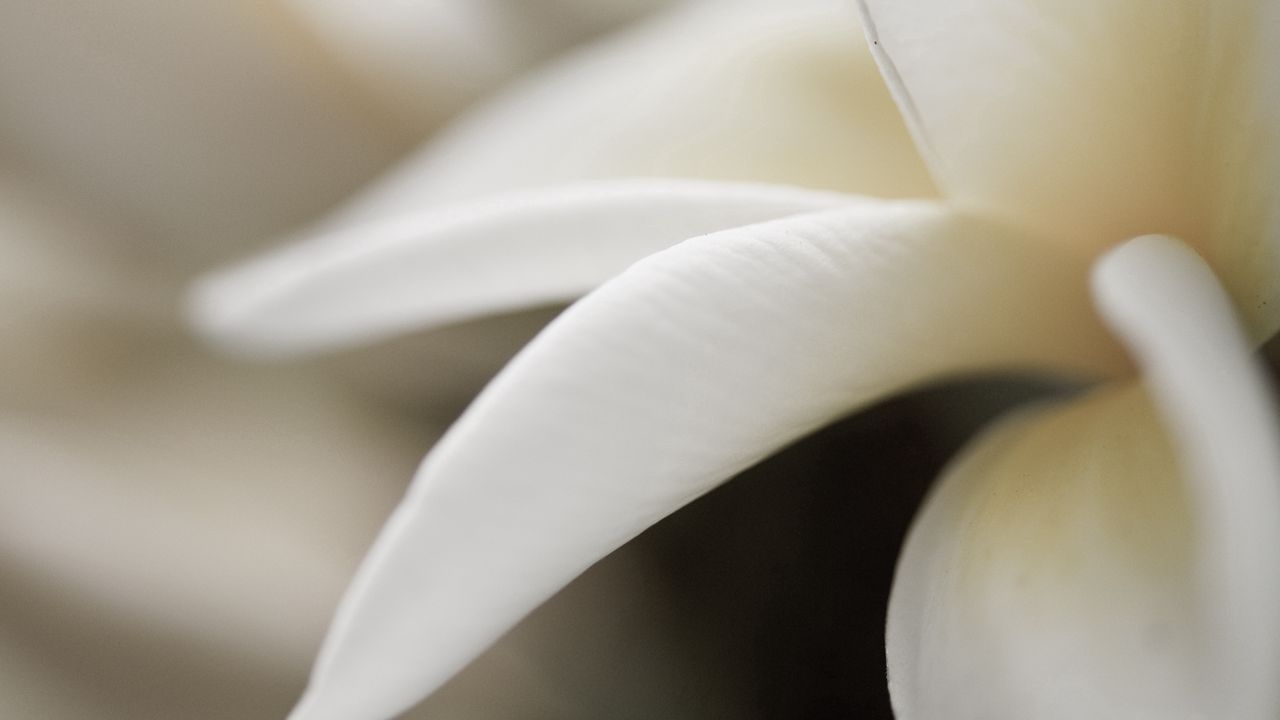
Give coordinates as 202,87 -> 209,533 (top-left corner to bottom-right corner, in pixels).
1196,3 -> 1280,338
278,0 -> 671,127
1093,235 -> 1280,716
886,236 -> 1280,719
288,200 -> 1126,720
856,0 -> 1279,261
321,0 -> 931,226
0,349 -> 428,718
0,1 -> 401,265
190,180 -> 861,358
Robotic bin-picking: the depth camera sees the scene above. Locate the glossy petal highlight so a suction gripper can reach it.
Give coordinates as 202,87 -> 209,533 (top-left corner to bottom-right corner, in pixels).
887,386 -> 1205,720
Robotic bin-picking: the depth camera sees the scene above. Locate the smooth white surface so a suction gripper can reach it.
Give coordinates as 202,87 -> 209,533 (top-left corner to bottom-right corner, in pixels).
886,235 -> 1280,720
856,0 -> 1280,337
288,200 -> 1126,720
190,180 -> 862,357
282,0 -> 673,125
324,0 -> 932,224
856,0 -> 1205,248
1094,235 -> 1280,718
888,387 -> 1204,720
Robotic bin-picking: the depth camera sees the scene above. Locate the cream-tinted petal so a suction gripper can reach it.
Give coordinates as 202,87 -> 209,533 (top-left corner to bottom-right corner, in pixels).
1196,2 -> 1280,338
858,0 -> 1222,251
1092,235 -> 1280,717
0,176 -> 163,409
858,1 -> 1280,338
888,386 -> 1207,720
288,201 -> 1125,720
190,180 -> 861,358
0,1 -> 401,266
320,0 -> 931,227
887,235 -> 1280,720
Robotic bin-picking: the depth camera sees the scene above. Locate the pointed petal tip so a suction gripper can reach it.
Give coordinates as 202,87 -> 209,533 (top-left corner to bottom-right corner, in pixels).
284,692 -> 316,720
1095,232 -> 1193,271
183,180 -> 862,360
184,273 -> 236,341
183,269 -> 290,360
284,684 -> 362,720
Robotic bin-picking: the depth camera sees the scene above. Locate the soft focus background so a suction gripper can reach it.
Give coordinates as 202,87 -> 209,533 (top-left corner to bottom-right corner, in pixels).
0,1 -> 1058,718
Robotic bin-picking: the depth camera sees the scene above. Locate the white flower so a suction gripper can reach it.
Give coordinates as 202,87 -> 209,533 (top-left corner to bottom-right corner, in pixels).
194,1 -> 1280,719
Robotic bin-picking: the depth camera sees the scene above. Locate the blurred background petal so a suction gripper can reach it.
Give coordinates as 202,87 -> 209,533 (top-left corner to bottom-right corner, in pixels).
0,4 -> 684,714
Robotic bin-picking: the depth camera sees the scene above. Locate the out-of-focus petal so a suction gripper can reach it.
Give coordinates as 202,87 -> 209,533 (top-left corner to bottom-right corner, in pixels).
287,201 -> 1126,720
888,387 -> 1206,720
0,1 -> 402,267
321,0 -> 932,228
1196,3 -> 1280,338
280,0 -> 673,127
0,177 -> 160,408
0,349 -> 428,719
190,180 -> 861,357
887,236 -> 1280,720
856,0 -> 1279,266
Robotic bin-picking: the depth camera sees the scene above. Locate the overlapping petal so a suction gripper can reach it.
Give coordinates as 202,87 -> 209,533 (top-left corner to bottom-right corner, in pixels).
0,2 -> 404,266
857,0 -> 1280,327
888,387 -> 1205,720
190,180 -> 861,358
319,0 -> 931,229
190,0 -> 937,398
886,237 -> 1280,719
287,201 -> 1126,720
857,0 -> 1209,246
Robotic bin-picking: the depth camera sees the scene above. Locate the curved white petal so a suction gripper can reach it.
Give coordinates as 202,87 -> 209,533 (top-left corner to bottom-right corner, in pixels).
857,0 -> 1279,268
288,200 -> 1127,720
888,386 -> 1209,720
190,180 -> 861,358
1093,235 -> 1280,717
887,236 -> 1280,719
1197,3 -> 1280,339
322,0 -> 932,228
